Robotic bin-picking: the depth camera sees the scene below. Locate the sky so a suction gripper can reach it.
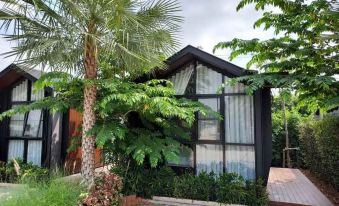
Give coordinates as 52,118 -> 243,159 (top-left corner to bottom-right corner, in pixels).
0,0 -> 276,72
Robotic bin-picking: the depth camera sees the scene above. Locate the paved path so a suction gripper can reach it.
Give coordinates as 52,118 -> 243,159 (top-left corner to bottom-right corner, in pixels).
267,167 -> 333,206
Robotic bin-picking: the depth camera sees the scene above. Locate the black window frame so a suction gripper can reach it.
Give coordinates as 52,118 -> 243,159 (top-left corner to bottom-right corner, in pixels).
5,78 -> 48,166
168,60 -> 256,177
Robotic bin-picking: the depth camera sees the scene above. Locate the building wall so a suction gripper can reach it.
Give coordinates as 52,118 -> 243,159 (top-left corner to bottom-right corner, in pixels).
63,108 -> 102,174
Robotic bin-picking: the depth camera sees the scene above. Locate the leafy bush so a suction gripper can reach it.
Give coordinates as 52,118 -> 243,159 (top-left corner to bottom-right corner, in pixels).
173,172 -> 216,201
81,173 -> 123,206
216,173 -> 246,203
112,163 -> 176,198
115,162 -> 268,206
0,159 -> 49,183
299,115 -> 339,190
0,179 -> 84,206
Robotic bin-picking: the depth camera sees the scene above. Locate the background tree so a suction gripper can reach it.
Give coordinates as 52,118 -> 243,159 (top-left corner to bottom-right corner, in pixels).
214,0 -> 338,111
0,0 -> 182,186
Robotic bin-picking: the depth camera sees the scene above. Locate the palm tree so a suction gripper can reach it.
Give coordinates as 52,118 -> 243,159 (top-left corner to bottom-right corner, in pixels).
0,0 -> 181,187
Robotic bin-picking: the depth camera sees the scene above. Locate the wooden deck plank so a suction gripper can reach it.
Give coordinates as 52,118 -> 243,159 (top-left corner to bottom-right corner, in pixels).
267,167 -> 333,206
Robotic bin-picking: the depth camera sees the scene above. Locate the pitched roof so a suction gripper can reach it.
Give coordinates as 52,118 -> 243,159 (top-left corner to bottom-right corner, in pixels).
0,64 -> 43,90
157,45 -> 256,78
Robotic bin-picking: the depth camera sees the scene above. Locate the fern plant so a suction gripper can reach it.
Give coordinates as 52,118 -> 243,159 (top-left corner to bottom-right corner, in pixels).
0,71 -> 208,168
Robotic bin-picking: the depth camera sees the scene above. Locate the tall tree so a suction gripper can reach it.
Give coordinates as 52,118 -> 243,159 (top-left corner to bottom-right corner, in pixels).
214,0 -> 338,111
0,0 -> 181,186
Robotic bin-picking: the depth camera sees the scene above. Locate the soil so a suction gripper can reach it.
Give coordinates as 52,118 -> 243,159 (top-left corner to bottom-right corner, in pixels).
301,169 -> 339,206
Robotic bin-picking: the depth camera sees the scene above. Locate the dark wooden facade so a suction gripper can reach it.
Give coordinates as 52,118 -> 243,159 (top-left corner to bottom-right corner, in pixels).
0,64 -> 101,173
151,45 -> 272,183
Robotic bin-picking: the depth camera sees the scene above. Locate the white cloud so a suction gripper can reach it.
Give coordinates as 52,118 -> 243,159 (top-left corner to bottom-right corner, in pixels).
0,0 -> 276,71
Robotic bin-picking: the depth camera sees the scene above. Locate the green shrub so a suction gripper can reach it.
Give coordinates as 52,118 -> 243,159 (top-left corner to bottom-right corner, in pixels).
244,178 -> 269,206
112,163 -> 176,198
299,115 -> 339,190
81,173 -> 123,206
173,172 -> 216,201
216,173 -> 247,204
0,159 -> 49,183
115,162 -> 268,205
0,179 -> 84,206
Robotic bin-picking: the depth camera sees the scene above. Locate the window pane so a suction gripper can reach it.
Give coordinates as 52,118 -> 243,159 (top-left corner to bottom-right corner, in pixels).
225,96 -> 254,144
11,80 -> 28,102
224,76 -> 246,93
24,110 -> 43,138
168,144 -> 193,167
7,140 -> 24,161
198,120 -> 220,140
196,144 -> 223,175
9,106 -> 25,137
31,87 -> 44,101
196,64 -> 222,94
225,145 -> 255,180
198,98 -> 219,118
169,64 -> 194,95
27,140 -> 42,166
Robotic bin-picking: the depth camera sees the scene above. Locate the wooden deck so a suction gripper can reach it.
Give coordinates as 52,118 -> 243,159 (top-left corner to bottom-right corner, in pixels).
267,167 -> 333,206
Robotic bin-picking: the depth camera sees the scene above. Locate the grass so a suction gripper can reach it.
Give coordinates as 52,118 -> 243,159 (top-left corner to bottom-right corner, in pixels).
0,178 -> 85,206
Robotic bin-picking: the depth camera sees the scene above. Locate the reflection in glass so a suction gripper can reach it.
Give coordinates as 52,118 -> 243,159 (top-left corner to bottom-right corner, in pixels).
225,145 -> 255,180
196,64 -> 222,94
196,144 -> 223,175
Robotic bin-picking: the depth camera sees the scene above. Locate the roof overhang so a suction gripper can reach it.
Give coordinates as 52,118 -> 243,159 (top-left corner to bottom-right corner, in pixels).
0,64 -> 42,90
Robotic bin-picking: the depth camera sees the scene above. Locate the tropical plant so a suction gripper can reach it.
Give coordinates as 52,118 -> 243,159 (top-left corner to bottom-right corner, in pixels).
0,178 -> 85,206
0,71 -> 206,176
0,0 -> 182,186
214,0 -> 338,111
299,115 -> 339,190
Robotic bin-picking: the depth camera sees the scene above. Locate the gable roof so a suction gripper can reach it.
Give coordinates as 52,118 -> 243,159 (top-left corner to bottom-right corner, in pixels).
0,64 -> 43,90
156,45 -> 256,78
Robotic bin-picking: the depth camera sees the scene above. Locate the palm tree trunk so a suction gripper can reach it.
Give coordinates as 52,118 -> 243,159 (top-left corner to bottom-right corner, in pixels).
82,22 -> 98,187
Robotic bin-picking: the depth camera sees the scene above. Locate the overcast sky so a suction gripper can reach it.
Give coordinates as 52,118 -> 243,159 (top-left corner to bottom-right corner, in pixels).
0,0 -> 275,71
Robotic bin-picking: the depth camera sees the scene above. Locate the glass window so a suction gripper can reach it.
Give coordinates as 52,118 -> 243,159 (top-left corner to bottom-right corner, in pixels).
198,120 -> 220,140
27,140 -> 43,166
198,98 -> 220,140
196,144 -> 223,175
169,64 -> 194,95
224,76 -> 246,93
11,80 -> 28,102
196,64 -> 222,94
31,86 -> 44,101
225,145 -> 255,180
9,105 -> 25,137
7,140 -> 24,161
24,110 -> 43,138
168,144 -> 193,167
225,95 -> 254,144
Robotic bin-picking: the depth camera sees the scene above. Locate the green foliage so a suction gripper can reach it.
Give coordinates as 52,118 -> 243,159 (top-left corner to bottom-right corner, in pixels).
0,179 -> 84,206
0,159 -> 49,183
112,163 -> 177,198
299,115 -> 339,190
216,173 -> 246,204
0,72 -> 207,168
81,173 -> 123,206
214,0 -> 339,111
114,163 -> 268,205
174,172 -> 216,201
271,92 -> 305,167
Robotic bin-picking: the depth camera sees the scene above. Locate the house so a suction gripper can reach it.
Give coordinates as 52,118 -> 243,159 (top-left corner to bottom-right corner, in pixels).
0,45 -> 272,182
0,64 -> 101,173
151,45 -> 272,182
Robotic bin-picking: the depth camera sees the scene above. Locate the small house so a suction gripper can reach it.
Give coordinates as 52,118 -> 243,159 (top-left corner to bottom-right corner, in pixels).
153,46 -> 272,182
0,45 -> 272,182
